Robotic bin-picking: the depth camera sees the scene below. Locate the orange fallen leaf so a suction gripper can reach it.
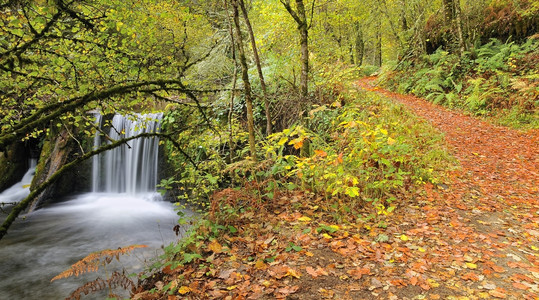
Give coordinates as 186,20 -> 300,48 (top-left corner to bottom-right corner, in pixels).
306,266 -> 328,278
512,282 -> 529,290
347,267 -> 370,280
461,272 -> 480,281
489,288 -> 507,299
491,265 -> 505,273
276,285 -> 299,297
410,276 -> 418,286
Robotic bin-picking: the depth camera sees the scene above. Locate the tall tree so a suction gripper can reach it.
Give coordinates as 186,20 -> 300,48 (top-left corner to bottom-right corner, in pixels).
279,0 -> 313,102
355,23 -> 365,66
230,0 -> 257,159
442,0 -> 466,54
238,0 -> 272,135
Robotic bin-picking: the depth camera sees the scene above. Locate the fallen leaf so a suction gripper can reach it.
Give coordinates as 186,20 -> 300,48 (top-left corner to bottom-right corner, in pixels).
319,288 -> 335,298
511,282 -> 529,290
306,266 -> 328,278
255,260 -> 267,270
491,265 -> 505,273
488,288 -> 507,299
208,240 -> 222,254
218,269 -> 236,280
276,286 -> 299,297
466,262 -> 477,269
298,216 -> 312,222
178,286 -> 191,295
461,272 -> 480,281
347,267 -> 370,280
286,267 -> 302,279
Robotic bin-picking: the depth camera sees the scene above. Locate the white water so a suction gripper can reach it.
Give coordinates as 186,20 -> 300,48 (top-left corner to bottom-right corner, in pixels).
0,114 -> 186,299
0,159 -> 36,204
92,113 -> 162,194
0,193 -> 183,299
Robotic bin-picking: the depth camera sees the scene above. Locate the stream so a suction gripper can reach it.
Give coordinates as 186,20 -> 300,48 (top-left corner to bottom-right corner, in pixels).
0,192 -> 182,299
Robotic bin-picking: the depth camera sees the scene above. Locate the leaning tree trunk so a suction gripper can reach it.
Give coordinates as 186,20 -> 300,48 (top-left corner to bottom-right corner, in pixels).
231,0 -> 257,160
238,0 -> 272,135
224,0 -> 238,162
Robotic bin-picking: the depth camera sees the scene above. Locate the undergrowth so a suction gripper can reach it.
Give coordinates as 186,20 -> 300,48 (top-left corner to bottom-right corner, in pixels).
141,72 -> 456,297
381,37 -> 539,129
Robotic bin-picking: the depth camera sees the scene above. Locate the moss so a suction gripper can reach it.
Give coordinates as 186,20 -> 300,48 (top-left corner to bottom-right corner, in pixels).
0,143 -> 27,192
30,139 -> 52,191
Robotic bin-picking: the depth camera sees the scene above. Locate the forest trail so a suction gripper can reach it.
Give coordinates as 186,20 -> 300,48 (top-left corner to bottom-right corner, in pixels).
348,77 -> 539,299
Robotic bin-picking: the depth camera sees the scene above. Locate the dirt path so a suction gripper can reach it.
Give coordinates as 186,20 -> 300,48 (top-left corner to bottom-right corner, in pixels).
349,77 -> 539,299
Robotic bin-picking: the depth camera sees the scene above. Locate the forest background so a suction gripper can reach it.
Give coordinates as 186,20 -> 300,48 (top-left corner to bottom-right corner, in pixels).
0,0 -> 537,298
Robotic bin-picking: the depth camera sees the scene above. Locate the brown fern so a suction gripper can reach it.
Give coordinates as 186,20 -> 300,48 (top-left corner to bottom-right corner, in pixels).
64,271 -> 135,300
51,244 -> 147,282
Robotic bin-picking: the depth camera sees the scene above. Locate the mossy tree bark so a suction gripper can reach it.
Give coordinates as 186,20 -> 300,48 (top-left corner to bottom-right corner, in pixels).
230,0 -> 257,160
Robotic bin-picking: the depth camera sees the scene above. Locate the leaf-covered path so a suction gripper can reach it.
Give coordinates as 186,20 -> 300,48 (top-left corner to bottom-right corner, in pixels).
351,77 -> 539,299
135,78 -> 539,300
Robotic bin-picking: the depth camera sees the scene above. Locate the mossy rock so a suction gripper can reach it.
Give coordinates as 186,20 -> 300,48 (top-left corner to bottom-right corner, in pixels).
0,143 -> 27,192
30,128 -> 91,209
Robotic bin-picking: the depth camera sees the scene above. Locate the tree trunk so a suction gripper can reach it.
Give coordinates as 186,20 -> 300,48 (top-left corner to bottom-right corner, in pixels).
238,0 -> 272,135
280,0 -> 311,102
231,0 -> 256,160
453,0 -> 466,55
443,0 -> 466,55
298,2 -> 309,101
355,23 -> 364,66
375,20 -> 382,68
223,0 -> 238,162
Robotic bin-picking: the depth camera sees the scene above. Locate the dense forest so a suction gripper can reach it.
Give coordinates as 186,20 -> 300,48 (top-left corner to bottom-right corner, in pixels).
0,0 -> 537,299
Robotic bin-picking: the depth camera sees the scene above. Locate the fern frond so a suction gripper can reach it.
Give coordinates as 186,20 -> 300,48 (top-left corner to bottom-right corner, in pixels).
51,245 -> 147,282
66,277 -> 107,300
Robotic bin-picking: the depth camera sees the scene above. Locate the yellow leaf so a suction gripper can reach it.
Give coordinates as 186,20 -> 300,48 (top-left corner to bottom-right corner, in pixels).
387,137 -> 396,145
255,260 -> 267,270
178,286 -> 191,295
329,225 -> 340,231
227,285 -> 237,290
466,262 -> 477,269
305,251 -> 314,257
322,233 -> 332,239
208,240 -> 222,253
427,278 -> 440,288
418,247 -> 426,253
262,280 -> 271,287
278,137 -> 288,146
400,234 -> 409,241
531,245 -> 539,251
286,268 -> 301,279
298,216 -> 311,222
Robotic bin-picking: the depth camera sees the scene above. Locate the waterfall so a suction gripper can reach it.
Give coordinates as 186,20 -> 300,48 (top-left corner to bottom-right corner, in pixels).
0,159 -> 37,204
92,113 -> 162,194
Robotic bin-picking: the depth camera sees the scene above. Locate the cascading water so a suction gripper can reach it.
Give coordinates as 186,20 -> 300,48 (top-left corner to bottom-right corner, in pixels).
0,159 -> 36,204
0,113 -> 187,299
92,113 -> 162,193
